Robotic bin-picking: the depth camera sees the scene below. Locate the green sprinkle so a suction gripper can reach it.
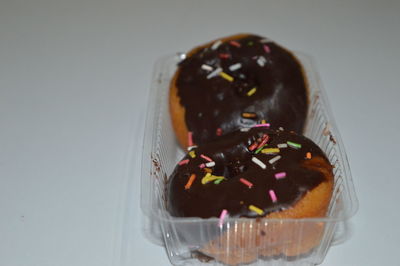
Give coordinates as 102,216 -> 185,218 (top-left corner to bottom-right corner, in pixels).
255,144 -> 267,154
214,178 -> 224,184
248,41 -> 254,46
287,141 -> 302,149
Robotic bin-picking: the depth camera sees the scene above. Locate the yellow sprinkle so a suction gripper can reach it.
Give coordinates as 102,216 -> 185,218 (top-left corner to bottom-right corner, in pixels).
261,119 -> 267,124
247,87 -> 257,96
261,148 -> 280,154
219,71 -> 234,82
189,151 -> 196,158
201,174 -> 224,184
249,205 -> 264,215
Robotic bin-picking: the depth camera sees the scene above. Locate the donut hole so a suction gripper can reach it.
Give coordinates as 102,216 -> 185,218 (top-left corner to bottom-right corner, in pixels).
232,72 -> 259,97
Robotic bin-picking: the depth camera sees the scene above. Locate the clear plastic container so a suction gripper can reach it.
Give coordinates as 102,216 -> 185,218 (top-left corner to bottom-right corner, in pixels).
140,53 -> 358,266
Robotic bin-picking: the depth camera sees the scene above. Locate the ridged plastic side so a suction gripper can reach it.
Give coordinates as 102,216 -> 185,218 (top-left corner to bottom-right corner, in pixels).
140,53 -> 358,266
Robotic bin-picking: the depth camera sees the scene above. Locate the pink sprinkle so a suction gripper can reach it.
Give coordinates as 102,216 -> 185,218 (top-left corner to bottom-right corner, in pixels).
199,163 -> 206,169
239,178 -> 253,188
188,132 -> 193,147
216,128 -> 222,136
253,123 -> 271,128
178,159 -> 189,166
275,172 -> 286,179
200,154 -> 213,162
269,189 -> 278,203
230,41 -> 241,48
264,44 -> 271,53
219,209 -> 228,227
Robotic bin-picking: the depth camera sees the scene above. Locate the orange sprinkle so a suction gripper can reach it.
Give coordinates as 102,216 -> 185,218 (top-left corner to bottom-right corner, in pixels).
185,174 -> 196,190
242,112 -> 257,118
306,152 -> 312,159
204,168 -> 212,173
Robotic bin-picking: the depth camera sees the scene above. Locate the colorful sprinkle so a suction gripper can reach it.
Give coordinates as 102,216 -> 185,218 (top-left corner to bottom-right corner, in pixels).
275,172 -> 286,179
287,141 -> 302,149
214,178 -> 224,184
187,145 -> 197,151
189,151 -> 196,158
216,128 -> 223,136
248,142 -> 259,151
277,143 -> 288,148
211,40 -> 222,50
269,189 -> 278,203
253,123 -> 270,128
262,148 -> 280,154
200,154 -> 213,162
187,132 -> 194,147
239,178 -> 253,188
242,112 -> 257,118
306,152 -> 312,159
219,209 -> 228,227
199,161 -> 216,168
255,145 -> 267,154
207,67 -> 222,79
257,134 -> 270,149
201,64 -> 213,71
269,155 -> 281,164
206,161 -> 216,167
178,159 -> 189,166
247,87 -> 257,96
229,40 -> 241,47
263,44 -> 271,53
252,157 -> 266,169
219,71 -> 234,82
229,63 -> 242,71
201,173 -> 212,184
219,53 -> 230,59
249,205 -> 264,215
204,168 -> 212,173
261,119 -> 267,124
240,127 -> 250,132
184,174 -> 196,190
257,56 -> 267,67
247,41 -> 254,46
202,174 -> 224,185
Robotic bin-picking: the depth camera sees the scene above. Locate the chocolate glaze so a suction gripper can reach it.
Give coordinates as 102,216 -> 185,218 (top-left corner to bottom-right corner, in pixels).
167,128 -> 331,218
176,34 -> 308,145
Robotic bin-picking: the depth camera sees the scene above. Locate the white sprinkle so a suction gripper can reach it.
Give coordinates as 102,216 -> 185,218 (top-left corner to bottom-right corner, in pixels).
187,145 -> 198,151
252,157 -> 266,169
201,64 -> 213,71
211,40 -> 222,50
257,56 -> 267,67
269,155 -> 281,164
277,143 -> 288,148
240,127 -> 250,132
229,63 -> 242,71
279,127 -> 284,131
205,161 -> 216,167
207,67 -> 222,79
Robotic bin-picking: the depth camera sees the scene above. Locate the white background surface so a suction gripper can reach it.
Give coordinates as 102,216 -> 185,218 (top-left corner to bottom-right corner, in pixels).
1,0 -> 399,265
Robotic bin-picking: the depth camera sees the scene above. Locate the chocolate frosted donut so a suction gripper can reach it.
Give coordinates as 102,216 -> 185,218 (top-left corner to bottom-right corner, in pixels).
167,127 -> 332,219
170,34 -> 309,148
166,127 -> 333,264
